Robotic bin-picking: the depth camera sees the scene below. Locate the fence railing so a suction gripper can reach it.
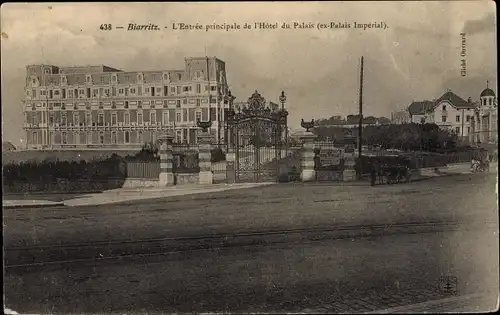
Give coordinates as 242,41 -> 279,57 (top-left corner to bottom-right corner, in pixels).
125,161 -> 161,179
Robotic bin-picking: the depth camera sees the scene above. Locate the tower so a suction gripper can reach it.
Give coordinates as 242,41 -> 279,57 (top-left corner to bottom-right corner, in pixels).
476,81 -> 498,144
480,80 -> 496,107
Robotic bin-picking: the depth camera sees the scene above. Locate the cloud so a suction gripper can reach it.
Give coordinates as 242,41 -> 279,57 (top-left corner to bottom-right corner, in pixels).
462,12 -> 495,35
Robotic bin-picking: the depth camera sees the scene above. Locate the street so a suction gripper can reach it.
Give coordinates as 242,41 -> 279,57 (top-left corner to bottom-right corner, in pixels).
3,174 -> 499,313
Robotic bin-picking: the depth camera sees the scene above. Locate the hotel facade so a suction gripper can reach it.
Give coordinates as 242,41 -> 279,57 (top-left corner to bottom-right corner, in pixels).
23,57 -> 230,150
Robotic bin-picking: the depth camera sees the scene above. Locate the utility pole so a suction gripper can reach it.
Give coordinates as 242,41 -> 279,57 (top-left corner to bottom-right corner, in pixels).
358,56 -> 364,160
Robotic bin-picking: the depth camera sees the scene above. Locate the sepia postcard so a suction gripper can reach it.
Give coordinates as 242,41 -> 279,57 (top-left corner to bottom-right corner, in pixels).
1,1 -> 498,314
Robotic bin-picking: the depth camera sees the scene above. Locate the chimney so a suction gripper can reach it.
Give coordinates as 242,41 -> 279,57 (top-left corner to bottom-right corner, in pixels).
468,97 -> 472,103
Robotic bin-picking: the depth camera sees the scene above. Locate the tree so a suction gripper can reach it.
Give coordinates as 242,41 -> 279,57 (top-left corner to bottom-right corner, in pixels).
134,142 -> 159,160
313,122 -> 457,152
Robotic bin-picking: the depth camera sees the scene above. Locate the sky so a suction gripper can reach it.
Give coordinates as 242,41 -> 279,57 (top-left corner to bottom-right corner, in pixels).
1,1 -> 497,147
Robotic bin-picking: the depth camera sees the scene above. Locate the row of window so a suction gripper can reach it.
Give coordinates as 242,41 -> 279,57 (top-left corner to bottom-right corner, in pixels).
28,84 -> 220,99
439,114 -> 473,123
482,98 -> 494,106
32,130 -> 148,145
29,110 -> 205,126
28,98 -> 219,112
32,129 -> 190,145
441,99 -> 494,112
39,70 -> 204,83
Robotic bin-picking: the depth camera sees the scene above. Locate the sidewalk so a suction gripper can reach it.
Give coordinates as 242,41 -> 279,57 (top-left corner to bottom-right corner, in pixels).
413,162 -> 475,181
2,199 -> 64,209
3,183 -> 274,209
63,182 -> 275,207
368,293 -> 498,313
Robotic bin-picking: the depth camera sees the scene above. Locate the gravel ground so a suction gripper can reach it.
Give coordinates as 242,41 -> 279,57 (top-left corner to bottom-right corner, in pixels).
5,227 -> 498,313
3,174 -> 497,248
3,173 -> 497,313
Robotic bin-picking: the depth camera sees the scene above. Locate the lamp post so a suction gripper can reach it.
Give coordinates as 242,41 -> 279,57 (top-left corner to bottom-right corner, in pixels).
225,90 -> 236,151
279,91 -> 287,155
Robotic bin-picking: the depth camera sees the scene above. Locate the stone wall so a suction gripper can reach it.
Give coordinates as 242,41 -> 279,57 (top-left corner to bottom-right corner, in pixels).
121,178 -> 160,188
175,173 -> 199,185
316,170 -> 343,182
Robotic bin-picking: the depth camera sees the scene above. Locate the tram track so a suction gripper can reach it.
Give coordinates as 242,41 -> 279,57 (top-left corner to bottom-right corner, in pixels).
5,220 -> 495,269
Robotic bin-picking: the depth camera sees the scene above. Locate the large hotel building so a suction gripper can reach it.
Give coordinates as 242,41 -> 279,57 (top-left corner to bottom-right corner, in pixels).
23,57 -> 230,150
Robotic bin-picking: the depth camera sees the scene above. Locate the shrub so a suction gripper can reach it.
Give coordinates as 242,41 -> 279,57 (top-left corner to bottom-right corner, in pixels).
2,156 -> 126,184
211,147 -> 226,163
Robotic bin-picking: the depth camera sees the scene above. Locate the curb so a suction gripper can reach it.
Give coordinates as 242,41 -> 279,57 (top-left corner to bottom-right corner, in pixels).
3,202 -> 65,209
3,190 -> 102,196
366,293 -> 488,313
63,183 -> 276,207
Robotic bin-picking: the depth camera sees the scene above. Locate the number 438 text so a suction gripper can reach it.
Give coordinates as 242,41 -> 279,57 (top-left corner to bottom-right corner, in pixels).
100,24 -> 112,31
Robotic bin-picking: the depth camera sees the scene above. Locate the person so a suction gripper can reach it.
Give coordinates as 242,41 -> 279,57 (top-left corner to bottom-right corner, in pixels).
471,157 -> 479,172
370,160 -> 377,186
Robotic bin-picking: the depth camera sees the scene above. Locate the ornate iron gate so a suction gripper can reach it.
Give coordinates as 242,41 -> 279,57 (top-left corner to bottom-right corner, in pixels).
227,91 -> 288,183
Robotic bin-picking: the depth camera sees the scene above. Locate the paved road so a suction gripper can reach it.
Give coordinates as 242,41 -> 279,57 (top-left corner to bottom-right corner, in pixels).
4,174 -> 499,313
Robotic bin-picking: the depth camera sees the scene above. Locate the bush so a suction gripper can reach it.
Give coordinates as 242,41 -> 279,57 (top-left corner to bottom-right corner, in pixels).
211,148 -> 226,163
2,156 -> 126,185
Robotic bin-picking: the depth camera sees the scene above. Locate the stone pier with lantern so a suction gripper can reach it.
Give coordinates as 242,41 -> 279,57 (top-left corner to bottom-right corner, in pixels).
298,120 -> 318,182
158,134 -> 175,186
196,120 -> 214,185
342,133 -> 358,181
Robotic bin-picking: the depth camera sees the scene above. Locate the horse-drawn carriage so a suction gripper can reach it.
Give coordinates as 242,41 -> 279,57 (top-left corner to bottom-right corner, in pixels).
366,155 -> 412,185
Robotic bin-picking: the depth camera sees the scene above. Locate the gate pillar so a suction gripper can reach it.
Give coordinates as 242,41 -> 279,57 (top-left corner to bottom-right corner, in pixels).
159,135 -> 175,186
298,131 -> 317,182
343,134 -> 357,181
197,131 -> 213,185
